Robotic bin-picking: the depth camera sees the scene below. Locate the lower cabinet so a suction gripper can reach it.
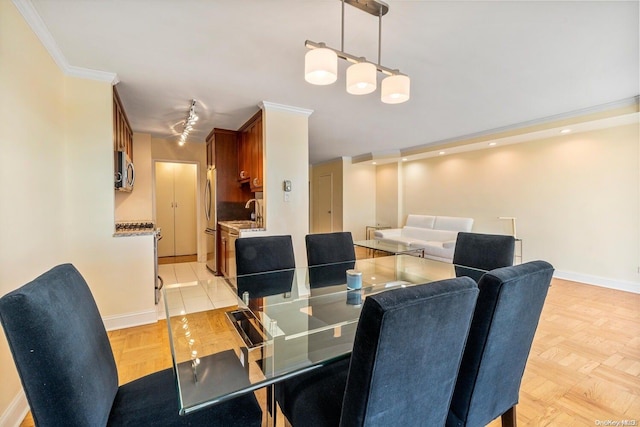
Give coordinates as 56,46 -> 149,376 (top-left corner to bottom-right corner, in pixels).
218,227 -> 238,279
219,229 -> 228,277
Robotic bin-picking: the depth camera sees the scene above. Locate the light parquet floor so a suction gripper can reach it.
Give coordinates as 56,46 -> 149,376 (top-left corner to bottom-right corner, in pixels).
20,277 -> 640,427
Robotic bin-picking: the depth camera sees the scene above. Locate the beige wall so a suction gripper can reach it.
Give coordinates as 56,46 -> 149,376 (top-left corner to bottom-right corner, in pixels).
396,124 -> 639,290
0,1 -> 67,416
342,162 -> 376,240
151,137 -> 207,261
115,132 -> 153,221
0,3 -> 155,421
310,158 -> 344,232
116,135 -> 207,261
375,162 -> 402,228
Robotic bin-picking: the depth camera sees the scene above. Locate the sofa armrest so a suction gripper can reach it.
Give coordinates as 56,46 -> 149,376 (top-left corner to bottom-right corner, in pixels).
374,228 -> 402,239
442,239 -> 456,249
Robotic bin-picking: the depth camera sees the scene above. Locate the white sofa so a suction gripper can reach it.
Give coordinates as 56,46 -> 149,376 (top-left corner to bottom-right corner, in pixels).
374,215 -> 474,262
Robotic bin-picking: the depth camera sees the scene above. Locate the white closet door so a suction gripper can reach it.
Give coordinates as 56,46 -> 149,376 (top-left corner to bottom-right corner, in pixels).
156,162 -> 176,257
174,163 -> 198,256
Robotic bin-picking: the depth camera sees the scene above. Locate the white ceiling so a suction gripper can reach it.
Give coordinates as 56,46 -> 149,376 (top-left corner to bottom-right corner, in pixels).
28,0 -> 639,164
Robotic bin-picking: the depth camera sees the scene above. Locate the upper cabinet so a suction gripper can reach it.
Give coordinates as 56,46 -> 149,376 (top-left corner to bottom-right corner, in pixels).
113,87 -> 133,160
238,110 -> 263,192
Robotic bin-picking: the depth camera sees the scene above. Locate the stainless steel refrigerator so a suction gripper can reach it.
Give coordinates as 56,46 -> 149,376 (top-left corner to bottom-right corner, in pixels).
205,167 -> 217,273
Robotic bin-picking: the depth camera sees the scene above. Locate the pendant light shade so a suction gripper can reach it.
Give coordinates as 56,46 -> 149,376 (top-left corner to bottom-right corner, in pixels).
305,48 -> 338,85
381,74 -> 410,104
346,62 -> 377,95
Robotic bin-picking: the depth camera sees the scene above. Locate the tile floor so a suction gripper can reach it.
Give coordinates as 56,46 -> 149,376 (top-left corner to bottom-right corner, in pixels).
156,262 -> 239,320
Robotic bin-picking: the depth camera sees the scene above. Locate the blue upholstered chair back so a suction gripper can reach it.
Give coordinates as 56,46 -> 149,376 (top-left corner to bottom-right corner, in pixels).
0,264 -> 118,427
453,232 -> 516,282
447,261 -> 554,427
340,277 -> 479,427
235,235 -> 295,275
306,232 -> 355,266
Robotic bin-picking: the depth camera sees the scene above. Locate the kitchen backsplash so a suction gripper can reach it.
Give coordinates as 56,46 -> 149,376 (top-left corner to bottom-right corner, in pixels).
217,202 -> 253,221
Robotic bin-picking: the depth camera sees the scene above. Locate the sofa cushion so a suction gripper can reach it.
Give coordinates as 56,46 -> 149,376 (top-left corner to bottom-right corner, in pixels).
434,216 -> 474,232
405,215 -> 436,229
402,227 -> 458,243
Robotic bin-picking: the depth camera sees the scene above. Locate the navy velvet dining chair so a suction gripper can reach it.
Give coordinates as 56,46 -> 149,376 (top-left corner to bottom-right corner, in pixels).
453,232 -> 516,282
305,232 -> 356,266
306,232 -> 356,288
276,276 -> 479,427
446,260 -> 554,427
236,234 -> 296,275
0,264 -> 262,427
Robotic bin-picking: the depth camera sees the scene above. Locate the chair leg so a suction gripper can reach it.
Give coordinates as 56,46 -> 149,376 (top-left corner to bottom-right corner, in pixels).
501,406 -> 517,427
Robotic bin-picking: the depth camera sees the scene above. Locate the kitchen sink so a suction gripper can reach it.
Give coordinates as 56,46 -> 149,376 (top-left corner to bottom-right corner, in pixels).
222,220 -> 261,229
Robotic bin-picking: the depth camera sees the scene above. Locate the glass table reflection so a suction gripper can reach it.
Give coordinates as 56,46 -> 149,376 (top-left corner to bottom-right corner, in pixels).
163,255 -> 484,415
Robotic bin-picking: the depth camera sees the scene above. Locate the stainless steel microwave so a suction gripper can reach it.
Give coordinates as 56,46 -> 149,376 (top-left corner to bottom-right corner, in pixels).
114,151 -> 135,192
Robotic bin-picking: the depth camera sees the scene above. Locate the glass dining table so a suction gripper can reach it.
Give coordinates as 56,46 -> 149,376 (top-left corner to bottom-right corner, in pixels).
163,254 -> 485,417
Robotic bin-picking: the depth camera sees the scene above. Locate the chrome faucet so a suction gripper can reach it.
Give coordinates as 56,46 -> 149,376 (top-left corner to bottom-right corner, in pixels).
245,199 -> 263,227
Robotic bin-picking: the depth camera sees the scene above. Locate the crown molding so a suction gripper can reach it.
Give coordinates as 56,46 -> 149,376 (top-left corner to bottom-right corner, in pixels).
12,0 -> 119,85
259,101 -> 314,117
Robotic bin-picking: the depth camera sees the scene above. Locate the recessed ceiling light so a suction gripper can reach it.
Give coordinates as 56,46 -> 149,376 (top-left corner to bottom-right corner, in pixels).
402,158 -> 408,162
439,151 -> 445,155
488,142 -> 497,146
560,129 -> 572,134
372,161 -> 377,165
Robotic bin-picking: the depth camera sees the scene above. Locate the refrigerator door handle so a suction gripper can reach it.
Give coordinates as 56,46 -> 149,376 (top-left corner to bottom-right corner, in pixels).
205,178 -> 211,221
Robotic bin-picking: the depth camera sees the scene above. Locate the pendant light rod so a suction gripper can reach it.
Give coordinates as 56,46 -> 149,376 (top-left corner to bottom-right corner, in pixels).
378,8 -> 382,65
341,0 -> 345,52
305,40 -> 404,77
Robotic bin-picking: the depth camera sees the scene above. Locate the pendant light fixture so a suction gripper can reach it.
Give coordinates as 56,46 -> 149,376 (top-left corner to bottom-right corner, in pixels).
304,0 -> 410,104
305,47 -> 338,85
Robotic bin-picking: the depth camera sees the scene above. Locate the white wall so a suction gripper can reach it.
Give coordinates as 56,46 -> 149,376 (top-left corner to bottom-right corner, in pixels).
396,124 -> 639,291
246,103 -> 311,266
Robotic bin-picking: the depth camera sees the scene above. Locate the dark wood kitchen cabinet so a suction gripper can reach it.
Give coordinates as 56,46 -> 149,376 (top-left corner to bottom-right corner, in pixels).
237,110 -> 263,192
219,229 -> 228,277
113,86 -> 133,160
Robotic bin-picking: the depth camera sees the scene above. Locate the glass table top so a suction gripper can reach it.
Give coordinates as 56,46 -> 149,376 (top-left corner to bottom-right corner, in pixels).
353,239 -> 424,255
163,255 -> 486,415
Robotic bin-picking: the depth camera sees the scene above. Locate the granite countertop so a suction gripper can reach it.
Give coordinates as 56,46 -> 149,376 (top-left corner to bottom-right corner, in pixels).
113,230 -> 157,237
113,221 -> 158,237
218,220 -> 265,233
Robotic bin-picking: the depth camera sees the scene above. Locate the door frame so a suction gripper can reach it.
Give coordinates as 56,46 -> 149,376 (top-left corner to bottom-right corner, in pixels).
152,159 -> 202,261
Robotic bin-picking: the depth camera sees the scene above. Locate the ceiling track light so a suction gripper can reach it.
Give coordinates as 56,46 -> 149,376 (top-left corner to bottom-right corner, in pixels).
304,0 -> 410,104
178,99 -> 198,146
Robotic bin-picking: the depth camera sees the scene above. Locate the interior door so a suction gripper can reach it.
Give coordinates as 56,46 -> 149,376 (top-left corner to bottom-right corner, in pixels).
317,174 -> 333,233
156,162 -> 175,257
174,163 -> 197,256
155,162 -> 198,258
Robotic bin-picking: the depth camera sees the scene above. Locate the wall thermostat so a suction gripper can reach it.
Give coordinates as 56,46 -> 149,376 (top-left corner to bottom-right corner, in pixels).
283,180 -> 292,192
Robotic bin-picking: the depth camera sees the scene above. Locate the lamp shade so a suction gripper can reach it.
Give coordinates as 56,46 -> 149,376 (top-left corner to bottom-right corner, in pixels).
305,48 -> 338,85
381,74 -> 410,104
346,62 -> 377,95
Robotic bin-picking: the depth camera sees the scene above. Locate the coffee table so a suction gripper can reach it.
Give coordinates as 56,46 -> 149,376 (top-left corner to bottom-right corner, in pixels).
353,239 -> 425,257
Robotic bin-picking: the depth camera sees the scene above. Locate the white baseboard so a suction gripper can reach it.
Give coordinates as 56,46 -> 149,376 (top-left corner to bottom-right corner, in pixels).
554,270 -> 640,294
102,309 -> 157,331
0,389 -> 28,427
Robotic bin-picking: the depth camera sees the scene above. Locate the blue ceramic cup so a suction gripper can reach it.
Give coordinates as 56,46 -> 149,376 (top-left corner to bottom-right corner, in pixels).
346,289 -> 362,306
346,269 -> 362,290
